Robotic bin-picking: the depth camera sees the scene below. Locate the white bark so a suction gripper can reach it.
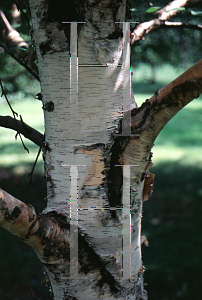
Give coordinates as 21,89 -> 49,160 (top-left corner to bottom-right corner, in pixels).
28,0 -> 146,299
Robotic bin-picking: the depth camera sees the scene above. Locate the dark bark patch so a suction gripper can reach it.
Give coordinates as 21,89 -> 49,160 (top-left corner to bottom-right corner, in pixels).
78,230 -> 121,294
5,206 -> 21,222
39,41 -> 55,57
47,0 -> 86,45
42,141 -> 52,152
107,137 -> 123,219
45,211 -> 70,230
36,213 -> 70,263
47,0 -> 85,23
36,212 -> 121,294
107,27 -> 123,39
43,101 -> 54,112
107,0 -> 125,22
11,206 -> 21,219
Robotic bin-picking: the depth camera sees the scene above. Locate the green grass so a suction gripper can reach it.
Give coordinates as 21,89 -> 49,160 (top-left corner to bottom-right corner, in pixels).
0,92 -> 44,172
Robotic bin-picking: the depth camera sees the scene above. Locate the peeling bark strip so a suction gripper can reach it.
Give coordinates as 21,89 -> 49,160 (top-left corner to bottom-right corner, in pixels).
143,173 -> 155,202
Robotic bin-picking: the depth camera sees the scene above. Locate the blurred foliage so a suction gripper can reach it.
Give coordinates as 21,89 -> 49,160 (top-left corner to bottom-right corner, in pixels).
130,0 -> 202,71
0,0 -> 35,94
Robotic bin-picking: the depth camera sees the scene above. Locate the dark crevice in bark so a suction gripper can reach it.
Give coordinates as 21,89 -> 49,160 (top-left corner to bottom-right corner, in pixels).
33,211 -> 122,294
106,113 -> 143,219
78,227 -> 122,293
107,26 -> 123,39
39,40 -> 55,56
47,0 -> 86,47
107,136 -> 123,219
107,129 -> 132,219
47,0 -> 86,23
45,211 -> 70,230
37,213 -> 70,262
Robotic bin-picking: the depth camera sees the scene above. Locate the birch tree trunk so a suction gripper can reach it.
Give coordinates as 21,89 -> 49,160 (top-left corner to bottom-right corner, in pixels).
27,0 -> 148,298
1,0 -> 202,299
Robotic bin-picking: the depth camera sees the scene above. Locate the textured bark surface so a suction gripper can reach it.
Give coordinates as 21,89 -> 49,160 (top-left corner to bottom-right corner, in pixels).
28,0 -> 147,299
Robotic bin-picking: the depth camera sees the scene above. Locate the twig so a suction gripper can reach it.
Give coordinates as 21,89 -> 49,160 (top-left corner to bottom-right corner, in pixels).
163,21 -> 202,30
0,81 -> 18,117
23,144 -> 43,203
0,115 -> 44,146
0,80 -> 29,152
0,42 -> 39,81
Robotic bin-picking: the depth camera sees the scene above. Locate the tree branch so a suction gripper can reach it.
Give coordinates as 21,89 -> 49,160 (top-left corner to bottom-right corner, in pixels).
0,188 -> 122,292
131,58 -> 202,137
0,188 -> 44,259
122,59 -> 202,169
0,9 -> 39,81
162,21 -> 202,30
0,115 -> 44,147
131,0 -> 202,44
0,9 -> 28,50
13,0 -> 31,29
0,42 -> 40,82
0,188 -> 70,264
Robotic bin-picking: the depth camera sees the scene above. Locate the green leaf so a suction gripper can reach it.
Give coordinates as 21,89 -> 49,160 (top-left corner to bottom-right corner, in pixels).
146,7 -> 161,13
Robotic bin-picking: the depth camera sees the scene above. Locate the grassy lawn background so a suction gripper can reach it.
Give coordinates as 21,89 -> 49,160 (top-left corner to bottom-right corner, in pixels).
0,64 -> 202,299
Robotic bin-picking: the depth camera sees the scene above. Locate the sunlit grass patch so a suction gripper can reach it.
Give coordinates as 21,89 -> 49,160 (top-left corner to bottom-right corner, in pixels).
132,63 -> 185,106
0,94 -> 44,169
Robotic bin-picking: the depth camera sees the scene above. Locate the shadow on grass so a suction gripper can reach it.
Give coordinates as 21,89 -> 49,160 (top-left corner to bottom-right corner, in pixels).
142,161 -> 202,300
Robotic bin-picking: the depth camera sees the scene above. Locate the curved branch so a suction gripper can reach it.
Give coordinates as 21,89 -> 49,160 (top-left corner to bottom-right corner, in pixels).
131,58 -> 202,137
0,9 -> 39,81
13,0 -> 31,29
122,59 -> 202,168
131,0 -> 202,44
0,188 -> 42,253
0,115 -> 44,146
162,21 -> 202,30
0,188 -> 122,293
0,188 -> 69,263
0,9 -> 28,50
